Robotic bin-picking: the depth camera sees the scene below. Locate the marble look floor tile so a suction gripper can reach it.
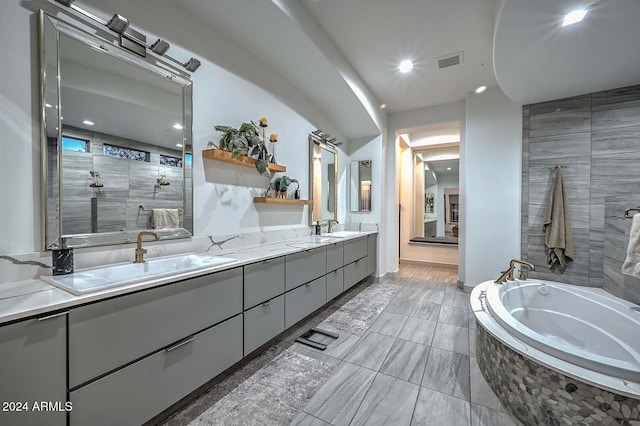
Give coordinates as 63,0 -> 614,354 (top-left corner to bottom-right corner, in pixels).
344,332 -> 396,371
350,373 -> 420,426
411,387 -> 471,426
410,299 -> 441,321
384,296 -> 418,315
418,289 -> 445,304
469,329 -> 477,358
302,362 -> 376,426
422,347 -> 470,400
396,287 -> 424,300
431,323 -> 469,355
397,317 -> 437,346
470,403 -> 522,426
379,339 -> 430,384
438,305 -> 469,328
289,412 -> 331,426
367,311 -> 408,337
470,357 -> 504,412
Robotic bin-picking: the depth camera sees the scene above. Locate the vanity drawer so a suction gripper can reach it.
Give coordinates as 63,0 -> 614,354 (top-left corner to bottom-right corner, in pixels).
244,256 -> 285,309
285,276 -> 327,328
243,294 -> 285,356
285,247 -> 327,291
326,267 -> 344,301
343,237 -> 368,265
326,242 -> 344,272
70,314 -> 242,426
367,234 -> 377,276
69,267 -> 242,388
344,258 -> 368,290
0,313 -> 67,426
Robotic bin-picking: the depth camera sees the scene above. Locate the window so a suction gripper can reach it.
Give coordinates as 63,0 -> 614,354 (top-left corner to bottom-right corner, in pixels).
103,144 -> 150,162
61,136 -> 89,152
160,154 -> 183,168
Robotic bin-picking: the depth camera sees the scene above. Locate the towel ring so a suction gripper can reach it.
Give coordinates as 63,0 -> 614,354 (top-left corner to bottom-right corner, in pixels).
624,207 -> 640,218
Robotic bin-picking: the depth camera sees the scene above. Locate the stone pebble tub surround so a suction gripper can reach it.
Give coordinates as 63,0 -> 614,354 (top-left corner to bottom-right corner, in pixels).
476,325 -> 640,426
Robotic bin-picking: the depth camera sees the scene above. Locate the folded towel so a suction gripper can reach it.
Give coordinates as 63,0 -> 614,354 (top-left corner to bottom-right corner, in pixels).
623,214 -> 640,278
152,208 -> 180,229
544,167 -> 574,268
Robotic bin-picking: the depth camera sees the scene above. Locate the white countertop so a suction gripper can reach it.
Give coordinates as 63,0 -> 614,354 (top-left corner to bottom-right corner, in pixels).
0,232 -> 376,325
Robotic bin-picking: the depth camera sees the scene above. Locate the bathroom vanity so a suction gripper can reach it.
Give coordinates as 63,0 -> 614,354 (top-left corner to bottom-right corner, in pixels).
0,233 -> 377,426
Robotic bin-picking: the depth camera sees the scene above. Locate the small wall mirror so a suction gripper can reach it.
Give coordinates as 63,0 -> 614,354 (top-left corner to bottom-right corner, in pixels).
349,160 -> 372,212
41,12 -> 193,249
411,143 -> 459,244
309,137 -> 338,224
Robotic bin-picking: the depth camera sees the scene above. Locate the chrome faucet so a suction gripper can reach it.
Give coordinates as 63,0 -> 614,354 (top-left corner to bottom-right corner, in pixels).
327,219 -> 338,233
134,231 -> 160,263
495,259 -> 535,283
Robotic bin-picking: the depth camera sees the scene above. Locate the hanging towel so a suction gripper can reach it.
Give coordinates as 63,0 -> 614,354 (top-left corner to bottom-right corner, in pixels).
543,167 -> 574,268
152,208 -> 180,229
622,214 -> 640,278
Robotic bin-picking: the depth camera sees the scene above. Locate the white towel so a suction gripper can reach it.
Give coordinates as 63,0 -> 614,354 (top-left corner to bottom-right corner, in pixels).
152,208 -> 180,229
622,213 -> 640,278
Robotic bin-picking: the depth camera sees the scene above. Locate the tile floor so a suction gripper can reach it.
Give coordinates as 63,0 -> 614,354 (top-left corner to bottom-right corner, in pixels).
160,264 -> 523,426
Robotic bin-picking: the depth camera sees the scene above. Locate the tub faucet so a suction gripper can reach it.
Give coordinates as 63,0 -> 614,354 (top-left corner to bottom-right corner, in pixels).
134,231 -> 160,263
495,266 -> 516,284
510,259 -> 535,280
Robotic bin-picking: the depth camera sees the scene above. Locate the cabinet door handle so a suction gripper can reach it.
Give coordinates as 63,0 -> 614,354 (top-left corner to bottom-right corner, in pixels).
305,282 -> 311,287
262,259 -> 273,264
166,336 -> 197,352
262,300 -> 271,307
37,311 -> 68,321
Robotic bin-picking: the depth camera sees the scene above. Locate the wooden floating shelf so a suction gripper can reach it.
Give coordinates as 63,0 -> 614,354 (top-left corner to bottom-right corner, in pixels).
202,149 -> 286,173
253,197 -> 313,206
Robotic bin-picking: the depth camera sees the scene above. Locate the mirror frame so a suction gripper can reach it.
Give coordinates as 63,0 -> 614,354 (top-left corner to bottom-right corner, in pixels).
309,135 -> 338,225
39,10 -> 194,250
349,160 -> 372,212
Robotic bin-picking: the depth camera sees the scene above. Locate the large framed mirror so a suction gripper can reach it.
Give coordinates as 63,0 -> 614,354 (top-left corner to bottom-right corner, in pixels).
40,11 -> 193,249
411,143 -> 459,244
349,160 -> 372,212
309,136 -> 338,224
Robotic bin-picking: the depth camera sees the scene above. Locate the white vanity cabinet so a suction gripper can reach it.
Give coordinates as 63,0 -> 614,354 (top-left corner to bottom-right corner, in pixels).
367,234 -> 377,276
0,312 -> 67,426
285,276 -> 327,328
244,294 -> 285,355
343,236 -> 370,290
326,267 -> 344,301
244,257 -> 285,309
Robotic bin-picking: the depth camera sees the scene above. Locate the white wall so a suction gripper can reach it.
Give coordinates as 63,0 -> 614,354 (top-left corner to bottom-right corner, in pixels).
0,1 -> 321,255
463,86 -> 521,289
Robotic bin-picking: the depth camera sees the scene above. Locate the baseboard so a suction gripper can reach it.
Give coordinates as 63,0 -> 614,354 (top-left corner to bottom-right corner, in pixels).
399,259 -> 458,270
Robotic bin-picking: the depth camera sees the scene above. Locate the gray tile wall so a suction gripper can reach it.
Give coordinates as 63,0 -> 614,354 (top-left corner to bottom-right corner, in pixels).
522,84 -> 640,302
53,126 -> 190,235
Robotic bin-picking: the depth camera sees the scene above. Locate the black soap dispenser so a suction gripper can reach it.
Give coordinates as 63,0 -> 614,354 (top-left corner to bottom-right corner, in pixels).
52,241 -> 74,276
314,221 -> 322,235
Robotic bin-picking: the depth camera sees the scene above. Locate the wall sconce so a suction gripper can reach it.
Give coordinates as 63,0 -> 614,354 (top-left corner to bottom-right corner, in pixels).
151,39 -> 170,55
89,170 -> 104,188
157,175 -> 170,186
49,0 -> 201,73
107,14 -> 129,34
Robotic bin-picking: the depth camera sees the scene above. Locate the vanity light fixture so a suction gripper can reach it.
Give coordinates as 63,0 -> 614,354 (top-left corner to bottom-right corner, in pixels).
172,123 -> 183,130
48,0 -> 201,73
562,9 -> 588,27
107,14 -> 129,35
82,120 -> 95,126
398,59 -> 414,73
475,85 -> 487,93
150,39 -> 170,55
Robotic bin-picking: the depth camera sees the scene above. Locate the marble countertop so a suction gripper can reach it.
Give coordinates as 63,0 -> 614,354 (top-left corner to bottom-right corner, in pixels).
0,231 -> 376,325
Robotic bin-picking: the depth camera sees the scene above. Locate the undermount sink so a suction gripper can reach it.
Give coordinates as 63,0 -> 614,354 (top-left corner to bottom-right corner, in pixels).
42,253 -> 237,295
323,231 -> 363,238
289,237 -> 333,249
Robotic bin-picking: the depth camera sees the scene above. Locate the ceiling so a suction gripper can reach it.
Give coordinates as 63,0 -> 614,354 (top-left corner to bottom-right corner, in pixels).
77,0 -> 640,144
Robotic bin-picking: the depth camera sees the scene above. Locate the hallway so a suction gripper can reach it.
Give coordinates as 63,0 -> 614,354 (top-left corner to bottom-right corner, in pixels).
161,264 -> 522,426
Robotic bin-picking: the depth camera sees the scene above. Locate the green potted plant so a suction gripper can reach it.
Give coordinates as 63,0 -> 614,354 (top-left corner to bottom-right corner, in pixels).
209,122 -> 272,175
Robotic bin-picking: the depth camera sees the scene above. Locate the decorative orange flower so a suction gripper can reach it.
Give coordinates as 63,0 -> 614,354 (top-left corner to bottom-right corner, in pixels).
269,133 -> 278,142
259,117 -> 268,126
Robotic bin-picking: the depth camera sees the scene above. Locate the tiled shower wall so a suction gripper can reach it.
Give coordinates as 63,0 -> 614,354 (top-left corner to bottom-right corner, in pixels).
521,84 -> 640,302
49,126 -> 192,236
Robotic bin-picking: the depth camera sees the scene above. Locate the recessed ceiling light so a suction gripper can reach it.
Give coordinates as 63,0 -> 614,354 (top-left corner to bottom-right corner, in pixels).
447,167 -> 452,170
172,123 -> 183,130
176,143 -> 183,148
82,120 -> 94,125
380,103 -> 387,109
562,9 -> 588,27
45,103 -> 53,108
398,59 -> 414,73
475,85 -> 487,94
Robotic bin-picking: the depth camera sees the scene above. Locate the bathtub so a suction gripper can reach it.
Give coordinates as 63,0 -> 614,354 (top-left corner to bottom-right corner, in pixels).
471,279 -> 640,425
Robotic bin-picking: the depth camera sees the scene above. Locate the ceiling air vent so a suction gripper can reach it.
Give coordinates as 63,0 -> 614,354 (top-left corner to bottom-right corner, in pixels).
437,52 -> 463,69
